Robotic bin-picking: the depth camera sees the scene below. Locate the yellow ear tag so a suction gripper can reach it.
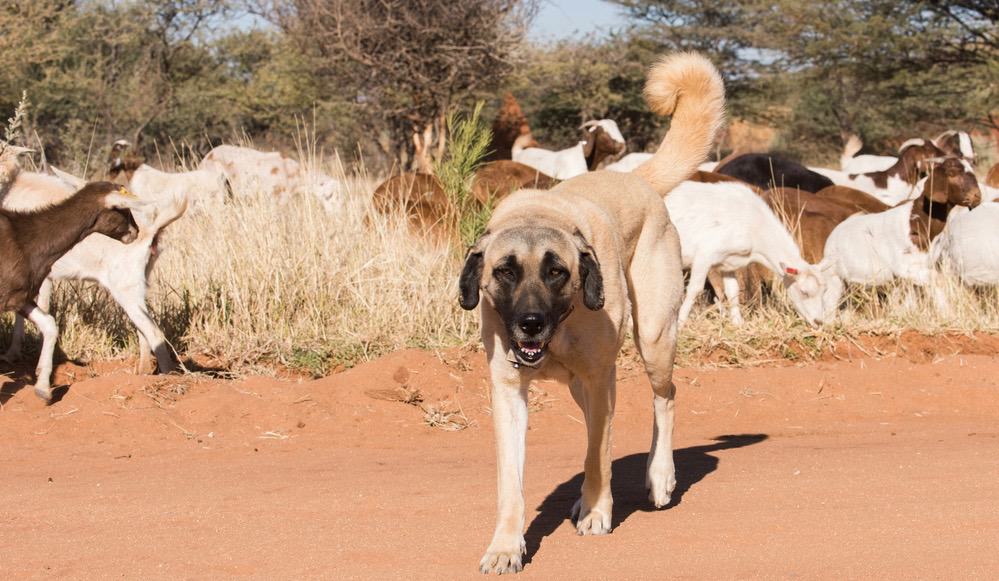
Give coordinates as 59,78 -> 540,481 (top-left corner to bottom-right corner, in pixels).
118,186 -> 137,198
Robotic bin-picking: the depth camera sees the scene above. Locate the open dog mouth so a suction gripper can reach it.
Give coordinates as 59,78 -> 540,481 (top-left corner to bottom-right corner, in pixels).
512,340 -> 548,364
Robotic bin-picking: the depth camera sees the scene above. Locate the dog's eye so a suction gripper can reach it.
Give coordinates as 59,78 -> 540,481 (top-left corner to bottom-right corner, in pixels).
494,267 -> 514,281
548,268 -> 567,278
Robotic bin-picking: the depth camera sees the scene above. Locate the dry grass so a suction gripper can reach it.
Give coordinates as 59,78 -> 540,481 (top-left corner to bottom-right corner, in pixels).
2,142 -> 999,376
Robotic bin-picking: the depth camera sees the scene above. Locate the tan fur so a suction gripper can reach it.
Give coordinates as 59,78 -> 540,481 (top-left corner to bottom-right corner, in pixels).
469,52 -> 725,574
986,162 -> 999,189
633,52 -> 726,196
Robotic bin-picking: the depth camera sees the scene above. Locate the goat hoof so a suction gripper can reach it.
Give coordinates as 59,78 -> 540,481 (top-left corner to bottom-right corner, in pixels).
33,384 -> 53,402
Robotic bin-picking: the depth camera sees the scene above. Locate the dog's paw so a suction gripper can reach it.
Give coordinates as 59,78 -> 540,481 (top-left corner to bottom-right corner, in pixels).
573,501 -> 612,536
479,538 -> 526,574
647,467 -> 677,509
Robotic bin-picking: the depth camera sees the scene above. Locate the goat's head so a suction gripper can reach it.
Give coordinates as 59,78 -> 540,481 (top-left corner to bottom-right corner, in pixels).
108,139 -> 130,167
106,140 -> 143,184
781,263 -> 829,327
580,120 -> 626,170
922,157 -> 981,209
933,130 -> 975,162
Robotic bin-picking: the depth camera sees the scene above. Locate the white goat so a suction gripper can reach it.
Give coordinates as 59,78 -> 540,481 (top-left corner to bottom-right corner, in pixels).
821,159 -> 983,318
665,180 -> 828,326
605,152 -> 652,172
512,137 -> 588,180
198,144 -> 342,211
106,140 -> 227,209
607,156 -> 715,174
839,135 -> 927,174
932,203 -> 999,286
2,168 -> 188,375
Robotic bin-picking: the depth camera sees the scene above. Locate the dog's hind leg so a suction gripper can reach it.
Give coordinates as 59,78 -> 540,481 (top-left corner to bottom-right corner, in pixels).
570,367 -> 617,536
628,221 -> 683,509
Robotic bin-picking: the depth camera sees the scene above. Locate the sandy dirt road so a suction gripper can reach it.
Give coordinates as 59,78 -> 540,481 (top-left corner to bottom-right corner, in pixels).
3,346 -> 999,579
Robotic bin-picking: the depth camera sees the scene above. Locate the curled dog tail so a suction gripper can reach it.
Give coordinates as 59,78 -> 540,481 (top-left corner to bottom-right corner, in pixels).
633,52 -> 726,196
840,133 -> 863,170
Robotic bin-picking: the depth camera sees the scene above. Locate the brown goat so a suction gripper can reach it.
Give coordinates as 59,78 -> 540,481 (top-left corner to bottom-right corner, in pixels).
814,185 -> 891,214
0,182 -> 141,401
986,162 -> 999,189
471,160 -> 559,204
581,124 -> 626,170
488,93 -> 534,162
371,161 -> 559,238
908,157 -> 982,251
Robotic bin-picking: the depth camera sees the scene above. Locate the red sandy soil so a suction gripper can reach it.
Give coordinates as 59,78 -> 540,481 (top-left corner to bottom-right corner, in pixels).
3,343 -> 999,580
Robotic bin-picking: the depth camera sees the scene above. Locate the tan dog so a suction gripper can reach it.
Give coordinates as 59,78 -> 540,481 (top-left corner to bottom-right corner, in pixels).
458,52 -> 725,574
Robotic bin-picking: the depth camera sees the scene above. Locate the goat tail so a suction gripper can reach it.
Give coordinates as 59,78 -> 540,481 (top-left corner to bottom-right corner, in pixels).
633,52 -> 726,196
840,133 -> 863,170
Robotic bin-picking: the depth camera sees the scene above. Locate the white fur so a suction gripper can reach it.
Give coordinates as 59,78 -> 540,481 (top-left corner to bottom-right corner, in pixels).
840,137 -> 927,174
664,180 -> 828,326
604,152 -> 653,173
512,141 -> 588,180
2,169 -> 189,375
583,119 -> 626,144
198,144 -> 343,211
932,203 -> 999,285
821,198 -> 948,320
840,155 -> 896,174
129,164 -> 228,208
810,166 -> 917,206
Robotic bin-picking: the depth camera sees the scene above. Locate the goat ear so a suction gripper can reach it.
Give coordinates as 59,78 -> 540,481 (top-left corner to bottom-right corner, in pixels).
104,188 -> 149,210
574,230 -> 604,310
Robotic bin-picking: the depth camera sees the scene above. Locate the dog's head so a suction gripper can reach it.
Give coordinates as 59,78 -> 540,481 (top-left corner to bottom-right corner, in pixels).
459,225 -> 603,367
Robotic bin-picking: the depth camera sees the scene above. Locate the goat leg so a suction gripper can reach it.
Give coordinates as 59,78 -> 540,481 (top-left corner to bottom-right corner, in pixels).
22,303 -> 59,402
2,278 -> 54,364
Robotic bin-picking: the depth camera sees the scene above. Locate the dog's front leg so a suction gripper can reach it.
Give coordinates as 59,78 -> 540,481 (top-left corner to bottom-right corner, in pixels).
570,367 -> 616,535
479,368 -> 529,574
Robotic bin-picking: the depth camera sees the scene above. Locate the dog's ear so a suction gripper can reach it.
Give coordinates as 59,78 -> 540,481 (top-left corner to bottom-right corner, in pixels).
459,234 -> 490,310
574,230 -> 604,310
459,251 -> 484,310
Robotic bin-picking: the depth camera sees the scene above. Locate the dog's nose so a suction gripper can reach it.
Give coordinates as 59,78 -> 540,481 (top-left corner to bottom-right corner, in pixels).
518,313 -> 545,337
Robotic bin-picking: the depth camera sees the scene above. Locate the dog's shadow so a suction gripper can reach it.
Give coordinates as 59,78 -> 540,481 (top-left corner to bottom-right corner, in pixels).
523,433 -> 768,564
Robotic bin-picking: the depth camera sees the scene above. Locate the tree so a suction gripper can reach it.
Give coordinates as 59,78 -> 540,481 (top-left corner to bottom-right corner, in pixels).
612,0 -> 997,162
275,0 -> 538,172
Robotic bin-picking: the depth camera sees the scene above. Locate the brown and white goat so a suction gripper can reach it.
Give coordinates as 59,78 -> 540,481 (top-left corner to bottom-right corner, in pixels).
821,157 -> 983,319
0,177 -> 143,401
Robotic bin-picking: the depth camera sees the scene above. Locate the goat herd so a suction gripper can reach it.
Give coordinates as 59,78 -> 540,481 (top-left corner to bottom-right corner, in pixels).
1,110 -> 998,404
0,139 -> 343,401
378,121 -> 998,331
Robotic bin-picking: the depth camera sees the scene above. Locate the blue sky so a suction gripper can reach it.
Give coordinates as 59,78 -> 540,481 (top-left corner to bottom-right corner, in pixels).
531,0 -> 630,40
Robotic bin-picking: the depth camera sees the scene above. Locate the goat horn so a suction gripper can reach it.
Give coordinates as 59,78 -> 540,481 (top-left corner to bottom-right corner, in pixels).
579,120 -> 598,129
